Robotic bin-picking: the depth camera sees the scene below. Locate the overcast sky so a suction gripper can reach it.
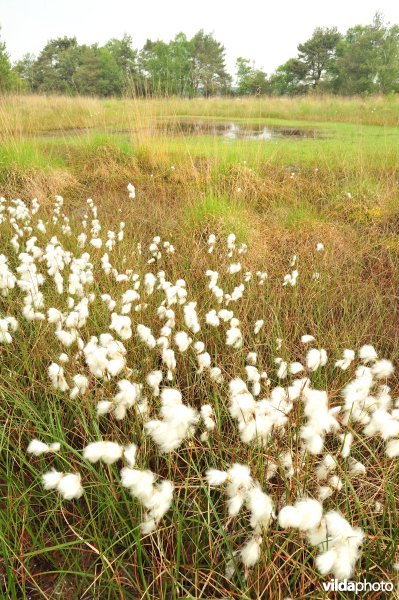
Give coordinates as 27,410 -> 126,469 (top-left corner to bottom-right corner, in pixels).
2,0 -> 399,74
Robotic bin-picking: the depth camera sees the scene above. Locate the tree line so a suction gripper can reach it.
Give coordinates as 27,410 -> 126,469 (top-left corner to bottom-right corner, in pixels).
1,13 -> 399,96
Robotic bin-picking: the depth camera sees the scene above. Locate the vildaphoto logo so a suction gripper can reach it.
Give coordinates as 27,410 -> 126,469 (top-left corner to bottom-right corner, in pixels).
322,578 -> 394,593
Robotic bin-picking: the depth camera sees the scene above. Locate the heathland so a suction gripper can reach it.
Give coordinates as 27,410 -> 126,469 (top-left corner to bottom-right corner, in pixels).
0,94 -> 399,599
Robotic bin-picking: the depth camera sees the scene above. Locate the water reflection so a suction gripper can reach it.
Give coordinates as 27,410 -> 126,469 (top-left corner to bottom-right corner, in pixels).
158,120 -> 320,140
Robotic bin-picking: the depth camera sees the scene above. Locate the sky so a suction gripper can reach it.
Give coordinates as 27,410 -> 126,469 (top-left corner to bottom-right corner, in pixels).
2,0 -> 399,74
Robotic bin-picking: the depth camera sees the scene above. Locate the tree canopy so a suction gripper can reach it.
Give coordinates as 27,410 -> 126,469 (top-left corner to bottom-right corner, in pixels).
2,14 -> 399,97
0,27 -> 22,92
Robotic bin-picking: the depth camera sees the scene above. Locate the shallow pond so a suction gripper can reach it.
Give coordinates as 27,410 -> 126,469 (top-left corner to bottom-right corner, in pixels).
156,120 -> 321,140
33,119 -> 321,141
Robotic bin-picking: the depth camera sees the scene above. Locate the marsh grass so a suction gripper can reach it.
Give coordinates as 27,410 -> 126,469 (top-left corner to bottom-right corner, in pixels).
0,93 -> 399,599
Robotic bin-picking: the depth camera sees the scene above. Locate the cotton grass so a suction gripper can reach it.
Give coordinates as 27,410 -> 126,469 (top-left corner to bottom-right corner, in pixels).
1,186 -> 397,592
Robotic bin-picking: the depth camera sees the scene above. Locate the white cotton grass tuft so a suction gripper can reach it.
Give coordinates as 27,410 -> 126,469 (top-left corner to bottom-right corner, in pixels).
107,379 -> 142,420
145,387 -> 199,453
315,454 -> 336,481
348,458 -> 367,477
42,469 -> 83,500
127,183 -> 136,199
289,361 -> 304,375
146,370 -> 163,396
300,387 -> 339,455
254,319 -> 264,335
335,349 -> 355,371
70,374 -> 89,399
42,469 -> 64,490
372,359 -> 394,380
246,486 -> 275,529
306,348 -> 328,371
48,362 -> 69,392
174,331 -> 192,352
283,270 -> 298,287
314,511 -> 364,580
386,439 -> 399,457
278,505 -> 302,528
278,498 -> 323,531
0,316 -> 18,343
318,485 -> 333,501
226,325 -> 243,349
205,309 -> 220,327
359,344 -> 378,364
197,351 -> 211,373
57,473 -> 84,500
240,535 -> 262,568
137,324 -> 156,349
205,469 -> 228,486
27,439 -> 60,456
276,359 -> 288,379
206,463 -> 274,530
278,500 -> 364,580
83,441 -> 124,464
200,404 -> 216,440
205,463 -> 273,576
209,366 -> 224,383
120,466 -> 174,533
339,432 -> 353,458
246,352 -> 257,366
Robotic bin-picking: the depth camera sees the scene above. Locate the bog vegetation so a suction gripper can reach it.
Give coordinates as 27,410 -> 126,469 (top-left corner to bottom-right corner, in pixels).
0,93 -> 399,598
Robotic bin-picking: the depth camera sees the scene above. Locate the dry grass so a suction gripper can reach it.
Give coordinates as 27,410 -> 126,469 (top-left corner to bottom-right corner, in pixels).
2,94 -> 399,135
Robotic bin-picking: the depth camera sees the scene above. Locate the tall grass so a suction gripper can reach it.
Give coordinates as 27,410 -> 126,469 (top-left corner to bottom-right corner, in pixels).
0,94 -> 399,599
2,94 -> 399,136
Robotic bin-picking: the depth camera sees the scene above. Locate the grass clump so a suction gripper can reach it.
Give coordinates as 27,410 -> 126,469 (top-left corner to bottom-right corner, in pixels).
185,194 -> 250,242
